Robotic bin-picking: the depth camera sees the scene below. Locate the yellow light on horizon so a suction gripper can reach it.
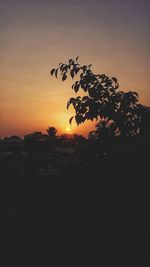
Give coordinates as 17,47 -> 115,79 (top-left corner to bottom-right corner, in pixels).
65,126 -> 71,133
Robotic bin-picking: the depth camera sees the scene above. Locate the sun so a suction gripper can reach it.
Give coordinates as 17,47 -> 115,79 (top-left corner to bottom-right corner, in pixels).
65,126 -> 71,133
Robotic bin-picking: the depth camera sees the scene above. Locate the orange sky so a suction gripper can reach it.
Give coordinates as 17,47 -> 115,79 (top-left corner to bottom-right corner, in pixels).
0,0 -> 149,138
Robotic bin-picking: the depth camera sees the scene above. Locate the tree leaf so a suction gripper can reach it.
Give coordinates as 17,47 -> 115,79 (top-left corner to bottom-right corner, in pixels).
69,59 -> 73,64
82,65 -> 87,73
74,66 -> 80,74
82,96 -> 89,101
55,69 -> 58,78
74,83 -> 80,93
112,77 -> 117,83
67,98 -> 75,109
69,116 -> 74,125
70,69 -> 74,79
133,92 -> 138,97
60,64 -> 65,71
50,68 -> 55,76
62,73 -> 67,81
67,101 -> 71,110
75,114 -> 84,125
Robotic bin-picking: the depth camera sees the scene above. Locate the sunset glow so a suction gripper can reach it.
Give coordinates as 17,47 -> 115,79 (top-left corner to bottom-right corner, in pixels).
0,0 -> 149,138
65,126 -> 71,133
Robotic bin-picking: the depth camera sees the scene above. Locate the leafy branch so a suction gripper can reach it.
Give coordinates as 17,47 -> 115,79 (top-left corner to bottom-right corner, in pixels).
50,57 -> 142,137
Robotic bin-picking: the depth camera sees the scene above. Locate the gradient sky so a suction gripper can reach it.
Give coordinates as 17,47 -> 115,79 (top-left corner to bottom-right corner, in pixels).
0,0 -> 149,137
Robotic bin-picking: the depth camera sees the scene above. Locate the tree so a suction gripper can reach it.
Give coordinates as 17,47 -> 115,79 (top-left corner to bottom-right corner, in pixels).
50,57 -> 142,137
73,134 -> 86,144
88,120 -> 119,143
24,132 -> 49,154
46,127 -> 57,137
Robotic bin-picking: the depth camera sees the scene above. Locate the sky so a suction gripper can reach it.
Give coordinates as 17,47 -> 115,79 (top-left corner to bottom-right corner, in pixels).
0,0 -> 150,137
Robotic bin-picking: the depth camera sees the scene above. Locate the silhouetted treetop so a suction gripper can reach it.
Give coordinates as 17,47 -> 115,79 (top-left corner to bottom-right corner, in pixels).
88,120 -> 119,143
46,126 -> 57,137
50,57 -> 142,137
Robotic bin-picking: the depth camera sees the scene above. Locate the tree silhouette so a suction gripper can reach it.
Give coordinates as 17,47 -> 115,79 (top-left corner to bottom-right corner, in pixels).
46,126 -> 57,137
88,119 -> 119,143
50,57 -> 142,137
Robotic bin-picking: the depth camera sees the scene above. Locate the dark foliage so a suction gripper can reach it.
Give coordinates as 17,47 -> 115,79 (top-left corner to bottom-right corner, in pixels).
0,131 -> 150,265
51,58 -> 142,137
0,58 -> 149,265
46,126 -> 57,137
